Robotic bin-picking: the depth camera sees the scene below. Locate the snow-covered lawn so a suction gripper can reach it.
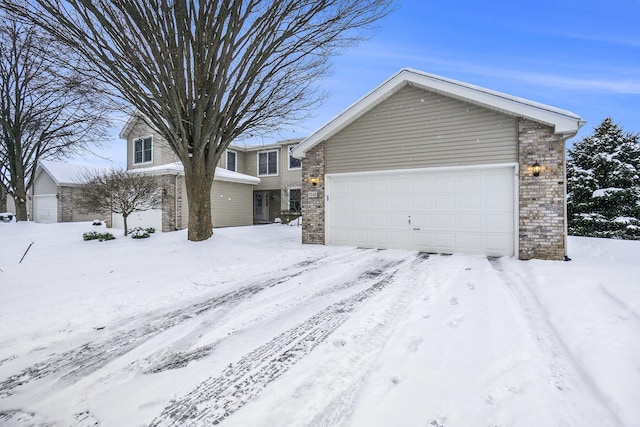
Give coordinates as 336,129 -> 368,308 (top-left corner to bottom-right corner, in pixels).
0,221 -> 638,426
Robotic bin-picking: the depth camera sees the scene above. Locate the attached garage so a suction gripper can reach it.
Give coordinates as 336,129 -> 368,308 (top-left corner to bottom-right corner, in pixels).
327,165 -> 516,256
33,194 -> 58,223
292,68 -> 585,260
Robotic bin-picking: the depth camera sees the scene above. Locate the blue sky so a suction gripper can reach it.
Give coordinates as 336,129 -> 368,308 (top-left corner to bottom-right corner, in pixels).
88,0 -> 640,167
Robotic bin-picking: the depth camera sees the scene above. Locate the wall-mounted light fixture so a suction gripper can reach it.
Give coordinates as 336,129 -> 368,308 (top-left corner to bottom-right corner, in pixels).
309,176 -> 320,186
532,161 -> 541,177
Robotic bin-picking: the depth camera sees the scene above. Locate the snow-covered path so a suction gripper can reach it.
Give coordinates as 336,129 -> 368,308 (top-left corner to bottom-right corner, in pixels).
0,223 -> 634,426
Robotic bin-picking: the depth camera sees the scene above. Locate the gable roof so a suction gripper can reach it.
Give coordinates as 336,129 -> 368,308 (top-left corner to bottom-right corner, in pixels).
292,68 -> 585,158
37,160 -> 107,187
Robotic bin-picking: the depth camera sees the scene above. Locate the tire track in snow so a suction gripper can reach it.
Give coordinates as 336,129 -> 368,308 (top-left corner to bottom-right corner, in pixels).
149,255 -> 419,426
488,257 -> 621,425
306,254 -> 433,427
0,250 -> 373,398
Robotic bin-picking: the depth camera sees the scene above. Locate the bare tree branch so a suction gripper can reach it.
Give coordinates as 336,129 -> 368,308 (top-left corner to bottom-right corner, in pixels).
75,168 -> 162,236
1,0 -> 394,238
0,11 -> 111,220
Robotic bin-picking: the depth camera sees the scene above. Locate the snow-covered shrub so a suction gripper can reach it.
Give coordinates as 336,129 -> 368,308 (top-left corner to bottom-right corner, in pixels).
83,231 -> 100,241
145,227 -> 155,234
83,231 -> 115,241
98,232 -> 115,242
130,227 -> 150,239
567,118 -> 640,239
92,219 -> 102,226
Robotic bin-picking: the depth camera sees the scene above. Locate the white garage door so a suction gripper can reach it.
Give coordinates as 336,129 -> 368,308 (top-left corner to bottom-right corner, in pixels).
326,165 -> 516,257
33,194 -> 58,223
113,209 -> 162,232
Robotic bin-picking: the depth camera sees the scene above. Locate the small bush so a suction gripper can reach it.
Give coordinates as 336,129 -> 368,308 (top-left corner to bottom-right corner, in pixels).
83,231 -> 100,241
130,227 -> 150,239
98,232 -> 115,242
92,219 -> 103,226
145,227 -> 156,234
83,231 -> 115,242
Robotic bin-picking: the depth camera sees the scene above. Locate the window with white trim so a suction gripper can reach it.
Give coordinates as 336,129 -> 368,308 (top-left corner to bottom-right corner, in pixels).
289,188 -> 301,213
258,150 -> 278,176
288,145 -> 301,170
133,136 -> 152,164
226,150 -> 237,172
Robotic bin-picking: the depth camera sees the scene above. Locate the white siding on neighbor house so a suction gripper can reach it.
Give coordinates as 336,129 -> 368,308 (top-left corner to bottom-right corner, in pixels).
113,209 -> 163,231
33,169 -> 58,195
325,84 -> 518,174
179,176 -> 254,228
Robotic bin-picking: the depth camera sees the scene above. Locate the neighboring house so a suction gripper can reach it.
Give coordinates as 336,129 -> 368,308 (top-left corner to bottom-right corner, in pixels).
222,139 -> 303,223
31,160 -> 107,223
292,68 -> 585,261
119,115 -> 302,231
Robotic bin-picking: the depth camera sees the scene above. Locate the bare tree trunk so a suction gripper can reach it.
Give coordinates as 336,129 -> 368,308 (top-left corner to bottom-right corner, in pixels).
184,164 -> 214,242
0,186 -> 6,212
13,182 -> 28,221
123,213 -> 128,236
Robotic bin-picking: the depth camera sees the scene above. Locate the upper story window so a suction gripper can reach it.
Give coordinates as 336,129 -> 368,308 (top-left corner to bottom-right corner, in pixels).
134,136 -> 152,164
258,150 -> 278,176
288,145 -> 301,170
226,150 -> 237,172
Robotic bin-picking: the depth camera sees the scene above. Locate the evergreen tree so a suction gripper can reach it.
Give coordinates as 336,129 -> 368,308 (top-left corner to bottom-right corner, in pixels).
567,118 -> 640,239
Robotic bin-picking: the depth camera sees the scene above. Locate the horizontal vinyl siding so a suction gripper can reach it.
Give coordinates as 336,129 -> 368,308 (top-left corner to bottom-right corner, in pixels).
34,170 -> 57,194
127,119 -> 179,170
281,144 -> 302,187
178,178 -> 253,228
325,85 -> 517,174
211,181 -> 253,227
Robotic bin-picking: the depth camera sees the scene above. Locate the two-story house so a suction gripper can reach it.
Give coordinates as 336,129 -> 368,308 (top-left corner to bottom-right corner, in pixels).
118,115 -> 302,232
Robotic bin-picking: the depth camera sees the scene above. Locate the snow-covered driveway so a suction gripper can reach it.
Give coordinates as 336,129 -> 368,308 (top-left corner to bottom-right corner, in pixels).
0,223 -> 633,426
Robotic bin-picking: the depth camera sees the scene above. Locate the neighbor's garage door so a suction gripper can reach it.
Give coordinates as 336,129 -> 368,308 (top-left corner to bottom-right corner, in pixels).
326,166 -> 516,257
33,194 -> 58,223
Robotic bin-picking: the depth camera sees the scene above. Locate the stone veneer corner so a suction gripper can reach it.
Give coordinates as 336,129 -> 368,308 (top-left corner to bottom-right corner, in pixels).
518,118 -> 567,260
301,141 -> 325,244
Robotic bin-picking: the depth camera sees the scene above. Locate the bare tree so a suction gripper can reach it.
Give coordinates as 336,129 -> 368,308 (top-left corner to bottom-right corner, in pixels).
0,13 -> 110,221
0,182 -> 8,212
76,169 -> 162,236
1,0 -> 394,240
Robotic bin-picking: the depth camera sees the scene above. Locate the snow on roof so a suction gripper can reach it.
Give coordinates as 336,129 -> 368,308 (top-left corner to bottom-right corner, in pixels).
38,160 -> 108,186
292,68 -> 585,159
132,161 -> 260,185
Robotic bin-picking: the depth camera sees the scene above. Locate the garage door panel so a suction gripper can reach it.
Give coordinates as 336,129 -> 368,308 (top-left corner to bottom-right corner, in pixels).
457,234 -> 483,252
458,193 -> 483,210
327,166 -> 515,256
434,233 -> 456,252
485,213 -> 513,232
433,194 -> 455,210
369,213 -> 388,227
34,195 -> 58,223
433,214 -> 455,228
434,176 -> 455,192
457,214 -> 482,230
390,213 -> 408,227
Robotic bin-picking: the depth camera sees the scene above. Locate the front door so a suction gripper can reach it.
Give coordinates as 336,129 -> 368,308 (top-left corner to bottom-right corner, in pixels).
254,191 -> 269,223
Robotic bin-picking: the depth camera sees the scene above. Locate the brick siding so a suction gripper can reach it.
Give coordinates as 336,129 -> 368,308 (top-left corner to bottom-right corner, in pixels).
518,119 -> 566,260
301,142 -> 325,244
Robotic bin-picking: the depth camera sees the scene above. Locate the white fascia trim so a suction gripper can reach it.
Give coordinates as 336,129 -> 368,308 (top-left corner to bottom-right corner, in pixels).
323,162 -> 519,179
292,68 -> 584,158
119,113 -> 142,140
131,162 -> 260,185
